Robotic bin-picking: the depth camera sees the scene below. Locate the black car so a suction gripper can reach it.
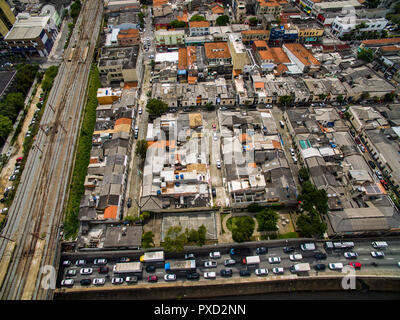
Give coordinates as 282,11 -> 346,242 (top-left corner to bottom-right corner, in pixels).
283,246 -> 295,253
368,160 -> 376,169
146,265 -> 156,273
256,247 -> 268,255
98,266 -> 109,274
220,269 -> 233,277
0,198 -> 5,203
212,188 -> 216,197
186,272 -> 200,280
239,270 -> 251,277
80,279 -> 91,286
314,252 -> 327,260
314,264 -> 326,271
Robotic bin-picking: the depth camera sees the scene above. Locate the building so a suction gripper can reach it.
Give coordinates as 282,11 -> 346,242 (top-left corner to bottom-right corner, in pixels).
204,41 -> 233,77
282,43 -> 320,73
347,106 -> 389,133
155,29 -> 186,49
269,23 -> 298,45
233,0 -> 247,23
256,0 -> 282,19
98,45 -> 143,86
117,28 -> 140,46
331,17 -> 388,37
4,15 -> 57,57
0,0 -> 16,37
241,29 -> 270,44
228,33 -> 250,75
189,20 -> 210,36
153,0 -> 172,17
295,21 -> 324,43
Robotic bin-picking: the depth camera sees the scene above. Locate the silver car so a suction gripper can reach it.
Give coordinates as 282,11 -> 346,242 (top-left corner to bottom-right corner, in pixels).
268,257 -> 281,264
92,278 -> 105,286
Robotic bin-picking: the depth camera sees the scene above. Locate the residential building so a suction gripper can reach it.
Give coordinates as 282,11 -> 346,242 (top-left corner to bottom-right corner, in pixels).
204,41 -> 233,77
153,0 -> 172,17
331,17 -> 388,37
241,29 -> 270,44
233,0 -> 247,23
228,33 -> 250,75
155,29 -> 186,49
269,23 -> 298,45
347,106 -> 389,133
189,20 -> 210,36
294,22 -> 324,43
282,43 -> 321,73
117,28 -> 140,46
256,0 -> 282,19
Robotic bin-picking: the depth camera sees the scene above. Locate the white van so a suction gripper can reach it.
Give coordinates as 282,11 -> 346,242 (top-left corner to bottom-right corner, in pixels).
372,241 -> 388,249
300,243 -> 316,251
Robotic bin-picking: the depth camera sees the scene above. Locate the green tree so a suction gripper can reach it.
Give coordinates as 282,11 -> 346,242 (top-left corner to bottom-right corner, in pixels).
186,228 -> 199,243
247,203 -> 263,212
249,17 -> 258,26
256,208 -> 279,232
296,209 -> 327,238
142,231 -> 155,249
336,95 -> 344,103
365,0 -> 380,9
170,20 -> 186,28
70,0 -> 82,21
279,95 -> 293,106
0,115 -> 13,143
319,93 -> 328,101
384,92 -> 395,102
361,92 -> 370,101
231,216 -> 255,243
197,224 -> 206,246
146,98 -> 168,116
298,180 -> 328,215
163,226 -> 187,252
139,211 -> 151,221
216,15 -> 230,26
189,14 -> 206,22
135,139 -> 148,160
298,167 -> 310,182
357,48 -> 374,62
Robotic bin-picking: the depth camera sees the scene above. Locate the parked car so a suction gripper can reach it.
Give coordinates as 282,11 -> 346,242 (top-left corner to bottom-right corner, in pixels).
111,277 -> 124,285
80,268 -> 93,275
289,254 -> 302,261
204,272 -> 216,279
119,257 -> 130,263
204,261 -> 217,268
368,160 -> 376,169
98,266 -> 109,274
65,269 -> 77,277
186,272 -> 200,280
138,107 -> 142,115
146,265 -> 156,273
9,175 -> 16,181
255,268 -> 268,276
164,274 -> 177,281
126,198 -> 132,208
256,247 -> 268,254
147,275 -> 158,282
283,246 -> 295,253
371,251 -> 385,259
125,276 -> 138,284
212,187 -> 216,197
209,251 -> 221,259
184,253 -> 195,260
213,132 -> 218,141
93,278 -> 105,286
80,279 -> 91,286
61,279 -> 74,287
314,264 -> 326,271
220,269 -> 233,277
328,263 -> 343,270
75,259 -> 86,266
268,257 -> 281,264
224,259 -> 236,266
344,252 -> 358,259
272,267 -> 284,275
239,270 -> 251,277
216,160 -> 221,169
93,258 -> 107,265
314,252 -> 327,260
62,260 -> 71,267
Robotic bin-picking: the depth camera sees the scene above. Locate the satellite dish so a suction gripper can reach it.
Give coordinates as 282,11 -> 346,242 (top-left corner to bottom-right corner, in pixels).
40,4 -> 56,17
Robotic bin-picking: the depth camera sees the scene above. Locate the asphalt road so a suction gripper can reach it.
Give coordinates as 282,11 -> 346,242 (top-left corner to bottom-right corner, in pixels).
57,239 -> 400,289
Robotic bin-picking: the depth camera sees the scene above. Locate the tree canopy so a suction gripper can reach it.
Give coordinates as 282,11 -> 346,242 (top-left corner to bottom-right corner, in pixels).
296,209 -> 327,238
256,208 -> 279,232
0,115 -> 13,144
216,15 -> 230,26
298,180 -> 328,215
230,216 -> 255,243
142,231 -> 155,249
135,139 -> 148,160
146,98 -> 168,116
357,48 -> 374,62
189,14 -> 206,22
170,19 -> 186,28
249,17 -> 258,26
163,226 -> 186,252
279,95 -> 293,106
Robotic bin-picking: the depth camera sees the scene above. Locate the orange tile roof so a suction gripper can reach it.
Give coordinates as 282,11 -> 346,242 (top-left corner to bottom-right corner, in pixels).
104,206 -> 118,219
153,0 -> 168,7
381,46 -> 400,52
254,81 -> 265,89
204,42 -> 231,59
275,63 -> 288,75
259,0 -> 280,7
233,69 -> 242,76
211,4 -> 225,14
258,50 -> 274,61
187,46 -> 197,68
253,40 -> 268,48
272,140 -> 282,149
117,28 -> 139,39
284,43 -> 320,66
269,47 -> 290,64
178,47 -> 187,70
248,162 -> 257,168
242,29 -> 269,35
115,118 -> 132,126
89,158 -> 99,164
362,38 -> 400,45
188,76 -> 197,84
177,11 -> 188,23
239,133 -> 251,142
189,20 -> 210,28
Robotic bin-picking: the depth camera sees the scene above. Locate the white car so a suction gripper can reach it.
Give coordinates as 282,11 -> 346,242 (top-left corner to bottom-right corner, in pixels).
398,262 -> 400,268
1,208 -> 8,214
138,107 -> 142,115
79,268 -> 93,275
224,259 -> 236,266
185,253 -> 195,260
328,263 -> 343,270
268,257 -> 281,264
255,268 -> 268,276
164,274 -> 177,281
75,259 -> 86,266
213,132 -> 218,141
111,277 -> 124,285
289,254 -> 302,261
62,260 -> 71,267
272,267 -> 284,275
60,279 -> 74,287
371,251 -> 385,258
204,272 -> 216,279
92,278 -> 105,286
125,276 -> 138,284
344,252 -> 358,259
209,251 -> 221,259
204,261 -> 217,268
216,160 -> 221,169
93,258 -> 107,265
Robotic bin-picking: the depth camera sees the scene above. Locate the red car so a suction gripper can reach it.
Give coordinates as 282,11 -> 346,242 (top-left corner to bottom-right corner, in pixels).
349,262 -> 361,269
212,124 -> 216,130
16,157 -> 23,163
380,180 -> 388,190
98,266 -> 109,274
147,275 -> 158,282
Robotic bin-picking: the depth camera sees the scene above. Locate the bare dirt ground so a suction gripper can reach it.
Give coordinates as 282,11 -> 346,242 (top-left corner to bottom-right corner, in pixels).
0,84 -> 43,222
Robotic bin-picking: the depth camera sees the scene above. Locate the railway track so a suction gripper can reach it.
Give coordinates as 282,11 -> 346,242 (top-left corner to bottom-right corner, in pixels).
0,0 -> 103,300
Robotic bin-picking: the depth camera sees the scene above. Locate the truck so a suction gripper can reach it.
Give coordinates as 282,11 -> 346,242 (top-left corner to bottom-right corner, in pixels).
325,241 -> 355,250
242,256 -> 260,265
113,262 -> 142,274
164,260 -> 196,274
300,243 -> 316,251
289,263 -> 310,274
140,251 -> 165,264
372,241 -> 388,249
